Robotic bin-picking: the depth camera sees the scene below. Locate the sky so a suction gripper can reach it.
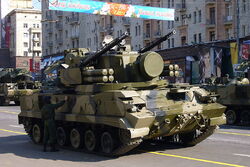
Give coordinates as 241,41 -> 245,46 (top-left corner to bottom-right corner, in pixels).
33,0 -> 41,10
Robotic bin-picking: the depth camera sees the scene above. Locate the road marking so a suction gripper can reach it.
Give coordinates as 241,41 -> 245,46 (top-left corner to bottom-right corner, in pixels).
0,111 -> 19,115
234,154 -> 250,158
145,151 -> 246,167
9,125 -> 23,128
217,131 -> 250,137
0,129 -> 26,135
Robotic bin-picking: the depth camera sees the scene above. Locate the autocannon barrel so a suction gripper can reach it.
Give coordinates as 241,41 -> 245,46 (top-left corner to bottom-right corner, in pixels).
138,30 -> 176,53
81,32 -> 129,67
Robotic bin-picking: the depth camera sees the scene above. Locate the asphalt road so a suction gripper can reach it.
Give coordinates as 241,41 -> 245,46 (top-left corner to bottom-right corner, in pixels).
0,105 -> 250,167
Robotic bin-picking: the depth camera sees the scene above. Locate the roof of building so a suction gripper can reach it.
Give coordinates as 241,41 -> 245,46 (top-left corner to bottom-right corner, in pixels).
6,8 -> 41,16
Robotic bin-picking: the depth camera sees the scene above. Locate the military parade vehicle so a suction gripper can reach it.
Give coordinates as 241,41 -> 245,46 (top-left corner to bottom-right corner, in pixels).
203,60 -> 250,125
0,68 -> 38,105
18,31 -> 226,156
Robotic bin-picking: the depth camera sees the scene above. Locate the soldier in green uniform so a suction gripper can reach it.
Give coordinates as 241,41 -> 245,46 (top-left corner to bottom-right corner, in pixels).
41,96 -> 67,152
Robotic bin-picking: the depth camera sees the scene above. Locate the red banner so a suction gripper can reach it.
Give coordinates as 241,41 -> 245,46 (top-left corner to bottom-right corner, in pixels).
29,59 -> 34,72
242,44 -> 249,60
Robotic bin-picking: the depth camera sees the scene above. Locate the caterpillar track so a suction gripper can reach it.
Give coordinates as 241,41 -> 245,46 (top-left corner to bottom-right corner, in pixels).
112,139 -> 142,156
166,126 -> 217,146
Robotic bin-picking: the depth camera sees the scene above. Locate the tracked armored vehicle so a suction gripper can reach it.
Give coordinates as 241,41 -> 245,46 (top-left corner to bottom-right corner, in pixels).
203,60 -> 250,125
18,31 -> 226,156
0,68 -> 38,105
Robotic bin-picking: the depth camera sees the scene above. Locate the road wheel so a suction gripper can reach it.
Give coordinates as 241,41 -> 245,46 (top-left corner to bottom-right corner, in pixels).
84,130 -> 96,152
70,128 -> 83,149
14,101 -> 20,106
32,124 -> 42,144
101,131 -> 114,154
0,97 -> 9,106
56,127 -> 69,146
226,110 -> 237,125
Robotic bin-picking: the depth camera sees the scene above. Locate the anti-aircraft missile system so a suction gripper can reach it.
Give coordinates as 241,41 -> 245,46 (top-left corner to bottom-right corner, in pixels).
202,60 -> 250,125
18,31 -> 226,156
0,68 -> 39,105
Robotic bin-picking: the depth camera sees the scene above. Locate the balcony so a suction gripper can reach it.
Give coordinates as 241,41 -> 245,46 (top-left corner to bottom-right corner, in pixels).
33,46 -> 41,51
32,37 -> 40,42
176,3 -> 186,12
46,28 -> 53,33
69,16 -> 80,24
55,22 -> 63,30
154,31 -> 162,37
56,38 -> 63,44
205,0 -> 216,5
99,25 -> 114,34
56,11 -> 63,17
143,33 -> 151,40
122,18 -> 131,26
71,33 -> 79,39
46,14 -> 53,20
47,42 -> 53,47
206,19 -> 216,28
224,15 -> 233,25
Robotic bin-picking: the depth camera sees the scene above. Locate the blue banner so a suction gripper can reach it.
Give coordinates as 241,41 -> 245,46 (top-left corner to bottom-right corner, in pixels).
49,0 -> 175,21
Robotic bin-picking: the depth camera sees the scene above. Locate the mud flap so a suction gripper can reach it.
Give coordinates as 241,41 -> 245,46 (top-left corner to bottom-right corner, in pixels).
209,115 -> 226,126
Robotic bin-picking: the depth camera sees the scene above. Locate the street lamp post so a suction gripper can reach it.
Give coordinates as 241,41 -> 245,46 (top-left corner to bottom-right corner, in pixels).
236,0 -> 240,62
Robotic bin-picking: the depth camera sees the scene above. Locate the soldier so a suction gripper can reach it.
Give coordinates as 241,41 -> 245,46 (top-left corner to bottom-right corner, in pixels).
41,96 -> 67,152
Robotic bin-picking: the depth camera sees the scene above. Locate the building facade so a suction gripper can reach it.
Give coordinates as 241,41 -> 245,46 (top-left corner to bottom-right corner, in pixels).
5,9 -> 42,70
0,0 -> 32,48
41,0 -> 250,58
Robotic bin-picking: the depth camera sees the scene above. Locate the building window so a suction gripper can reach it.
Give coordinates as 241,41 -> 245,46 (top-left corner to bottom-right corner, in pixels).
242,0 -> 246,13
209,31 -> 215,41
127,28 -> 130,35
76,39 -> 79,48
24,42 -> 28,47
168,39 -> 171,48
117,30 -> 119,37
37,42 -> 40,47
65,30 -> 68,38
23,23 -> 28,28
72,40 -> 75,48
172,0 -> 174,7
146,23 -> 150,37
168,0 -> 171,8
24,51 -> 28,56
171,21 -> 174,28
87,38 -> 91,47
135,26 -> 138,36
24,33 -> 28,38
209,7 -> 216,24
181,36 -> 186,46
37,24 -> 40,28
157,21 -> 161,32
193,34 -> 197,43
138,25 -> 141,36
242,25 -> 246,37
225,28 -> 231,39
198,33 -> 202,43
168,21 -> 171,29
33,24 -> 36,28
171,38 -> 174,48
193,11 -> 197,24
181,0 -> 186,8
198,10 -> 202,23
